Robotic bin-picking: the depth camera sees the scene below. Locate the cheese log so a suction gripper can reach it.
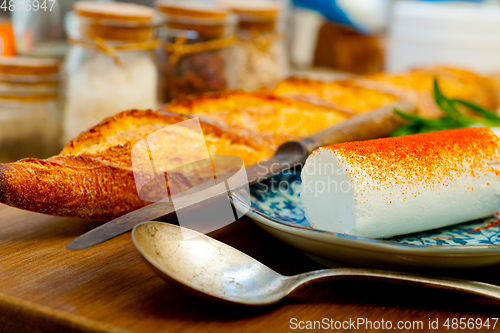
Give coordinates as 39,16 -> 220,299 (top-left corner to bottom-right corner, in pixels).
301,128 -> 500,239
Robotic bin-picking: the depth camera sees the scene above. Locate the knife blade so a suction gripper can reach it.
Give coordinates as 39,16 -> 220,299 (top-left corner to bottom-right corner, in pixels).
66,101 -> 416,250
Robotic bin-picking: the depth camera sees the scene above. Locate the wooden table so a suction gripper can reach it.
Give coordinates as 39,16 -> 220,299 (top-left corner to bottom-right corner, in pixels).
1,203 -> 500,333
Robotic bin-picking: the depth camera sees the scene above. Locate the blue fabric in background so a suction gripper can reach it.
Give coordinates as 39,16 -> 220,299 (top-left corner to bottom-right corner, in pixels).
293,0 -> 490,33
293,0 -> 353,27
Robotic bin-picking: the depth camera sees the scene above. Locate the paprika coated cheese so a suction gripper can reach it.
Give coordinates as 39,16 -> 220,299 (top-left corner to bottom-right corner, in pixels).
300,128 -> 500,238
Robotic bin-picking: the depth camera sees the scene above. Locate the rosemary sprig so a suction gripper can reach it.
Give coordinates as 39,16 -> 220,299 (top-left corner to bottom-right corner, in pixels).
392,79 -> 500,136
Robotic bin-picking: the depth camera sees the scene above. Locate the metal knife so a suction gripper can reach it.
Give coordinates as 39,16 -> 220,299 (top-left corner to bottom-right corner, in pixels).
67,101 -> 416,250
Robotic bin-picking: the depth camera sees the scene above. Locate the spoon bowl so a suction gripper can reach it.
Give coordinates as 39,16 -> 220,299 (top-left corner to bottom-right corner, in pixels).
132,222 -> 500,306
132,221 -> 290,305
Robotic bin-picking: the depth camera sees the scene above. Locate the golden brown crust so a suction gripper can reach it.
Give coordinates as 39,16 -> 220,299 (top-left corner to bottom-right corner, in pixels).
0,109 -> 274,220
2,66 -> 498,221
162,89 -> 350,149
354,66 -> 499,118
270,67 -> 499,119
0,156 -> 144,220
488,73 -> 500,110
270,77 -> 400,113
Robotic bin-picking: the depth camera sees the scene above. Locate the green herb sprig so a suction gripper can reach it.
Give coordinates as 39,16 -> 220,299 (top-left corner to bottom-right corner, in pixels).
392,79 -> 500,137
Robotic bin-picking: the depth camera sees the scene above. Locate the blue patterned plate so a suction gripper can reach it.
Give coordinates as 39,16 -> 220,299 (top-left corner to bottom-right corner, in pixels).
231,171 -> 500,270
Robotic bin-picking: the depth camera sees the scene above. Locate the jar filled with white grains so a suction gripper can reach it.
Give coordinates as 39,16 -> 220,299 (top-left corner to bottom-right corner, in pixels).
62,1 -> 159,143
218,0 -> 289,91
0,57 -> 61,162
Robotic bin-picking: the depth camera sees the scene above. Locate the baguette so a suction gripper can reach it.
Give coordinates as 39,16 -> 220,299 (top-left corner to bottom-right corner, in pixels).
1,66 -> 497,221
163,90 -> 351,148
488,73 -> 500,112
0,110 -> 274,220
270,66 -> 499,119
270,77 -> 400,114
354,66 -> 499,118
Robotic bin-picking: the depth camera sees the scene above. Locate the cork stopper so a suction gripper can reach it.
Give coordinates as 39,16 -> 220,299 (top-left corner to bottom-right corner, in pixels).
0,56 -> 59,76
74,2 -> 157,42
75,2 -> 155,22
217,0 -> 280,33
157,1 -> 232,39
157,1 -> 228,19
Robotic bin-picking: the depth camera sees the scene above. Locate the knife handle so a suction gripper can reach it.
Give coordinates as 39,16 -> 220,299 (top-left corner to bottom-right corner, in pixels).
301,101 -> 417,155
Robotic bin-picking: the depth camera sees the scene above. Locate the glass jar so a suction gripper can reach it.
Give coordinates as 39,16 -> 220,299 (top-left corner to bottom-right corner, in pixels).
12,0 -> 80,59
0,57 -> 61,162
219,0 -> 289,91
156,1 -> 236,102
62,2 -> 160,143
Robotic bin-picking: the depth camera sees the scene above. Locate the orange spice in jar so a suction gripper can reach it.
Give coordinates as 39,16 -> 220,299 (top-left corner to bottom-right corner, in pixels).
62,1 -> 160,143
218,0 -> 289,91
0,56 -> 61,162
156,1 -> 237,102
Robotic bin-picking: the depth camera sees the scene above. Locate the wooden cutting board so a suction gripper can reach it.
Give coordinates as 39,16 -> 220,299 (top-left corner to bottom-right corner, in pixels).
1,203 -> 499,333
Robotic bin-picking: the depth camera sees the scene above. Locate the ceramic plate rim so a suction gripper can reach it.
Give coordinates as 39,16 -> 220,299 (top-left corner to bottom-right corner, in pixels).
231,194 -> 500,257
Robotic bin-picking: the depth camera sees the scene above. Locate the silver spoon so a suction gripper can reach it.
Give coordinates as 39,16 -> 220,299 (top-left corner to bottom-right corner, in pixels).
132,221 -> 500,306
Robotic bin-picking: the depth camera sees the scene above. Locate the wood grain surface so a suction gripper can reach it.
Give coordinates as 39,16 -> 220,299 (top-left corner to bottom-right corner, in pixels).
1,203 -> 500,333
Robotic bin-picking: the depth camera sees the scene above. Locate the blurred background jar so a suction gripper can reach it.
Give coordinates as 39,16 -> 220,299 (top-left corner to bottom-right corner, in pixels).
62,1 -> 159,143
12,0 -> 83,58
156,1 -> 236,102
290,0 -> 387,75
219,0 -> 289,91
0,14 -> 16,57
0,57 -> 61,162
387,0 -> 500,73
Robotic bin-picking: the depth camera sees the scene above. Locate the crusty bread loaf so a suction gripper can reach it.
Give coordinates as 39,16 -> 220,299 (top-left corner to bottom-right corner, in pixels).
163,90 -> 351,149
488,73 -> 500,112
0,110 -> 275,220
0,66 -> 497,221
271,66 -> 499,118
270,77 -> 400,113
0,91 -> 353,220
354,66 -> 499,118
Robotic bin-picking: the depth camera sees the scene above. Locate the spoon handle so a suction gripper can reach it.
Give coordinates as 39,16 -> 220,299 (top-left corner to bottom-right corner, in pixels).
286,268 -> 500,301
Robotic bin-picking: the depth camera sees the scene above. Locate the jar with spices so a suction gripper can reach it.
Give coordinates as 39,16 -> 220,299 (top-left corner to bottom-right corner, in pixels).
219,0 -> 289,91
0,57 -> 61,162
156,1 -> 236,102
62,1 -> 159,143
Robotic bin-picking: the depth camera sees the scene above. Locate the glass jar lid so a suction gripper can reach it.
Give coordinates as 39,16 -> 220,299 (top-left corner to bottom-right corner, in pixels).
75,1 -> 155,22
157,1 -> 233,39
73,1 -> 158,42
0,56 -> 59,76
0,56 -> 59,99
0,56 -> 59,83
217,0 -> 281,33
157,1 -> 229,20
